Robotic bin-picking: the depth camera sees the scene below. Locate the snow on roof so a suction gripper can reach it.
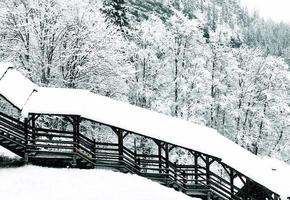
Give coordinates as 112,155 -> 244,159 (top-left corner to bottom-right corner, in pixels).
261,157 -> 290,199
22,87 -> 89,116
0,166 -> 198,200
0,69 -> 37,109
0,62 -> 13,79
0,65 -> 289,198
22,87 -> 290,198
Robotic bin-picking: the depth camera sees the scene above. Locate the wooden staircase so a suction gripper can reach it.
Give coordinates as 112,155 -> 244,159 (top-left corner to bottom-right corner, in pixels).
0,111 -> 281,200
0,114 -> 26,157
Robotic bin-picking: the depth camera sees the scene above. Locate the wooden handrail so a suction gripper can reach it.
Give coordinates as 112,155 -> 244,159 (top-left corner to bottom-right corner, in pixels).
35,127 -> 74,135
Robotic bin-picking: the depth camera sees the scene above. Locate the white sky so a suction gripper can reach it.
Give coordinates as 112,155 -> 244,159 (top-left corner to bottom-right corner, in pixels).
241,0 -> 290,23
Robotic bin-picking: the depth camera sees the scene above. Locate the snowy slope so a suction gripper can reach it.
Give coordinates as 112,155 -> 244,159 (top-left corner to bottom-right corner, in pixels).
0,165 -> 199,200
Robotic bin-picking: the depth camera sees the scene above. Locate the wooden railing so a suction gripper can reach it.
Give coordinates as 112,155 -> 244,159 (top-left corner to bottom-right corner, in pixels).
0,111 -> 281,200
0,112 -> 26,155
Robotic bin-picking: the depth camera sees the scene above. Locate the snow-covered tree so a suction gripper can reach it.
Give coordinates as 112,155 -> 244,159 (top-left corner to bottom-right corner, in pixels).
101,0 -> 128,31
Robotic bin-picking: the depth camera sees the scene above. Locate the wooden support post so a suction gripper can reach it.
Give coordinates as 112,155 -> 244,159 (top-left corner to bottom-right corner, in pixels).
31,114 -> 36,145
157,142 -> 162,174
194,152 -> 198,184
24,118 -> 29,163
72,115 -> 80,166
112,127 -> 124,164
117,130 -> 124,162
174,161 -> 177,184
230,169 -> 235,197
165,143 -> 169,168
165,143 -> 169,185
207,191 -> 211,200
133,138 -> 140,172
182,170 -> 186,193
206,156 -> 210,186
73,116 -> 80,150
246,179 -> 250,200
92,138 -> 96,160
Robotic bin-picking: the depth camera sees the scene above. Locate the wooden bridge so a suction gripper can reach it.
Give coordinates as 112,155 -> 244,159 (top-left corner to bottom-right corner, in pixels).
0,64 -> 284,200
0,110 -> 281,200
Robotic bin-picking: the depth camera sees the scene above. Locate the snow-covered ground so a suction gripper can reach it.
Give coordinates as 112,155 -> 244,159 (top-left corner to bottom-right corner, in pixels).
0,147 -> 198,200
0,166 -> 200,200
0,146 -> 19,158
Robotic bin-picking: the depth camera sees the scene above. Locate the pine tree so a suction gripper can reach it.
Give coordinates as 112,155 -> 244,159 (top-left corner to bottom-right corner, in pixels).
101,0 -> 128,31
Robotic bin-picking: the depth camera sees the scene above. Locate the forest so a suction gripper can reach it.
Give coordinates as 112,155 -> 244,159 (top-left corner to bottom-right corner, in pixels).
0,0 -> 290,163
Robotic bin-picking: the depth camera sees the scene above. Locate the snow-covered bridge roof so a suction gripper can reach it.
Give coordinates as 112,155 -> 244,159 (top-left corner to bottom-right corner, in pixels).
0,63 -> 289,199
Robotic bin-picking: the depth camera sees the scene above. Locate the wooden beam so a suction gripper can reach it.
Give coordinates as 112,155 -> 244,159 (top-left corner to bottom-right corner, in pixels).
31,114 -> 36,145
165,143 -> 169,185
72,115 -> 81,166
182,170 -> 186,193
158,142 -> 162,174
26,113 -> 41,124
165,143 -> 169,169
194,152 -> 199,184
117,130 -> 124,162
123,131 -> 129,139
24,118 -> 29,163
111,127 -> 124,162
221,163 -> 231,176
92,138 -> 96,160
169,144 -> 175,152
199,154 -> 207,164
236,173 -> 246,185
206,156 -> 210,185
230,168 -> 235,196
64,116 -> 73,126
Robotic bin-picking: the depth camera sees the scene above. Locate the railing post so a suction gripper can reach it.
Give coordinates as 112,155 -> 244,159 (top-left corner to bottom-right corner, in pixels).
117,130 -> 123,163
157,142 -> 162,174
194,152 -> 198,184
72,115 -> 80,166
174,161 -> 177,184
134,139 -> 139,172
24,118 -> 29,163
230,169 -> 235,197
206,156 -> 210,186
92,138 -> 96,160
182,170 -> 187,193
112,128 -> 124,167
31,114 -> 36,145
246,179 -> 250,200
165,143 -> 169,186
